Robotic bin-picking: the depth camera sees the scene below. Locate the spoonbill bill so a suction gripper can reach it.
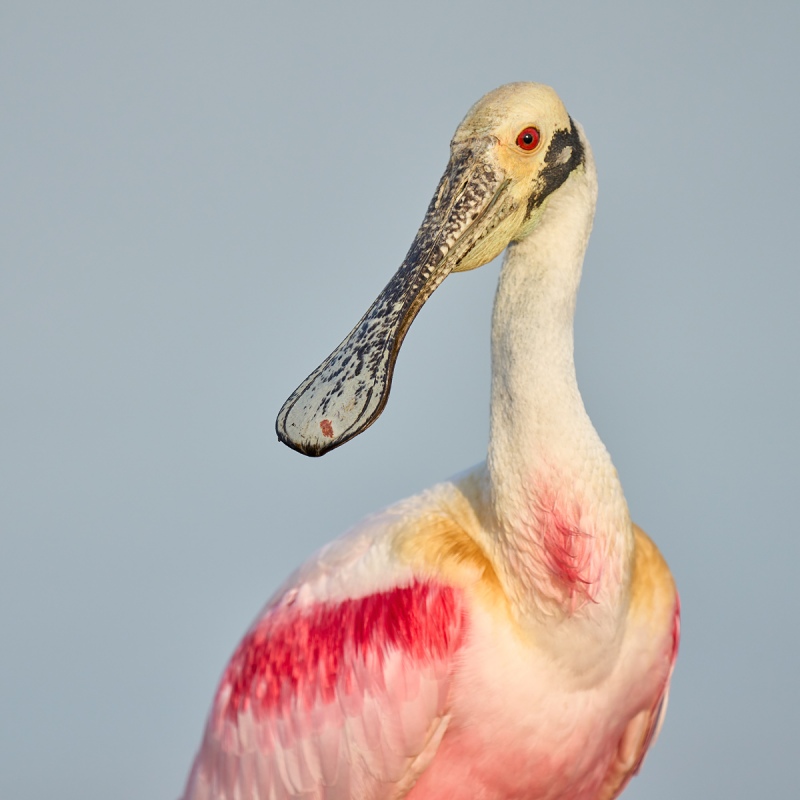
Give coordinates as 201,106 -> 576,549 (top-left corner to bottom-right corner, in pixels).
183,82 -> 679,800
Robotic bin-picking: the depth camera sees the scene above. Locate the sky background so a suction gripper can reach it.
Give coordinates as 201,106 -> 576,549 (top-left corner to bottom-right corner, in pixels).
2,2 -> 799,798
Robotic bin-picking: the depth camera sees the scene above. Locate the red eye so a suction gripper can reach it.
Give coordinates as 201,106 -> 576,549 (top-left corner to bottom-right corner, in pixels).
516,126 -> 540,151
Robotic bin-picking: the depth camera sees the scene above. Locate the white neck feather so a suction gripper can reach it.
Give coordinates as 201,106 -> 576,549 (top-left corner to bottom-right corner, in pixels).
483,141 -> 632,628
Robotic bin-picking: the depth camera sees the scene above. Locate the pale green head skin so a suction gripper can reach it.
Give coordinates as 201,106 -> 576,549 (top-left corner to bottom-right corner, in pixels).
276,83 -> 586,456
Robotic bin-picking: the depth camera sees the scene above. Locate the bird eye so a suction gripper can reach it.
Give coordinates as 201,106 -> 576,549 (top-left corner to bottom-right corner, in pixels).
516,126 -> 541,151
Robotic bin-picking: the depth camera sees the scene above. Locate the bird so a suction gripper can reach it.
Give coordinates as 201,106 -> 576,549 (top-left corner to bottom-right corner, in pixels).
182,82 -> 680,800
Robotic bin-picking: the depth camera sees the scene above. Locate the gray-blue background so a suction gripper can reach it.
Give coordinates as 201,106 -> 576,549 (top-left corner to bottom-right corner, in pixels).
3,2 -> 798,797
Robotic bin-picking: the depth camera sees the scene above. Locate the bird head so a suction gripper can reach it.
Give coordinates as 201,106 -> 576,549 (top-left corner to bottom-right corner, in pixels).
277,83 -> 586,456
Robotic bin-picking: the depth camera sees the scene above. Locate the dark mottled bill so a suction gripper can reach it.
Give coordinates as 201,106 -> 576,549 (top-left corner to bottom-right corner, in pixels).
276,140 -> 510,456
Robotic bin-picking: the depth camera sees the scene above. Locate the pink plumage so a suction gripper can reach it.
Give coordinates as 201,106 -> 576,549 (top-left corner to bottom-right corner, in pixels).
221,581 -> 465,720
185,559 -> 470,799
183,83 -> 680,800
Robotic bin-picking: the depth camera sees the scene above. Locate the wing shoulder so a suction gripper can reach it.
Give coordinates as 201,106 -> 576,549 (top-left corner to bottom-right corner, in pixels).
184,492 -> 472,800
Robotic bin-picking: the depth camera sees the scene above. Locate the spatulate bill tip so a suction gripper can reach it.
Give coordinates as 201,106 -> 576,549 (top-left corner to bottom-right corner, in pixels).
275,427 -> 329,457
275,390 -> 376,457
275,415 -> 366,457
275,401 -> 329,457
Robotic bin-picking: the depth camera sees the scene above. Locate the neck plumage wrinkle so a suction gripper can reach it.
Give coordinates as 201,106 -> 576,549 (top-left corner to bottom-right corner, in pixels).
485,153 -> 632,626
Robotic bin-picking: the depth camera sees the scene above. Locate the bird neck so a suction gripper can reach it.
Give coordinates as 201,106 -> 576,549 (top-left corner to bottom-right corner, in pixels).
485,158 -> 633,626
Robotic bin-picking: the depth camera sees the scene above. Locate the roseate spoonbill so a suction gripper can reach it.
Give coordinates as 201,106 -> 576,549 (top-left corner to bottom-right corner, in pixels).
183,82 -> 679,800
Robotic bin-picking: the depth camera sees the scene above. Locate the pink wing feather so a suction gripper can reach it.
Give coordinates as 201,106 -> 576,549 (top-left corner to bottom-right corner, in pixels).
183,535 -> 466,800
